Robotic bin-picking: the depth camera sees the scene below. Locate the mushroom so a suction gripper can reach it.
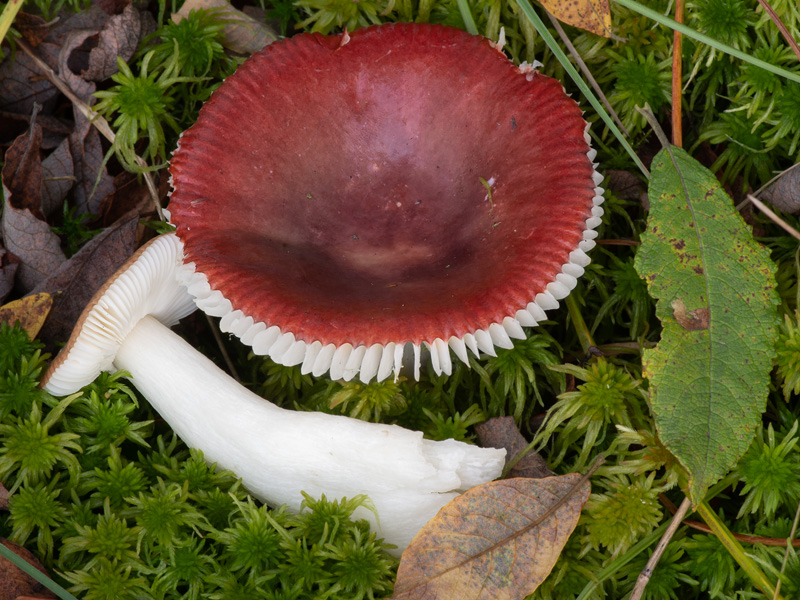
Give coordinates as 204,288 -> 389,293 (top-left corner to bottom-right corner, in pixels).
41,233 -> 506,553
168,23 -> 604,384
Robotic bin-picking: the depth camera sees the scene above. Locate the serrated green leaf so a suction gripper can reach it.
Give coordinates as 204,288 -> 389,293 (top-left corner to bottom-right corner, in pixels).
634,146 -> 780,505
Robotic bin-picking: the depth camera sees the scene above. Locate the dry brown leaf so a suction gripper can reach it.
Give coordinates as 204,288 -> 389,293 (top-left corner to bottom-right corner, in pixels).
475,416 -> 552,479
0,482 -> 8,510
539,0 -> 612,37
1,120 -> 44,217
0,45 -> 60,115
99,169 -> 161,226
0,293 -> 53,339
760,164 -> 800,214
32,210 -> 137,349
0,111 -> 71,151
172,0 -> 277,54
40,138 -> 74,218
74,5 -> 142,81
0,540 -> 57,600
13,13 -> 50,47
1,183 -> 66,292
0,249 -> 20,304
393,474 -> 591,600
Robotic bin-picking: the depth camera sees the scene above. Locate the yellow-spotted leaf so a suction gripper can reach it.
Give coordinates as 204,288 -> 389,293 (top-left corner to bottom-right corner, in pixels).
392,474 -> 590,600
0,292 -> 53,339
634,146 -> 780,505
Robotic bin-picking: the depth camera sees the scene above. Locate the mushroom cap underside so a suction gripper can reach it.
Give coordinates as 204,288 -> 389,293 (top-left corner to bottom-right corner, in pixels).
168,23 -> 603,380
41,234 -> 198,396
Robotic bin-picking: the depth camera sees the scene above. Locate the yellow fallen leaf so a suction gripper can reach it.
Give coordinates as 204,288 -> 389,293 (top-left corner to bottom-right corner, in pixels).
393,474 -> 591,600
0,293 -> 53,339
539,0 -> 612,37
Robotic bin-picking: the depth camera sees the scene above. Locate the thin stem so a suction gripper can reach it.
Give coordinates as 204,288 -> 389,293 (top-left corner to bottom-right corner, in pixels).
775,499 -> 800,599
755,0 -> 800,63
614,0 -> 800,85
630,497 -> 691,600
696,501 -> 782,599
671,0 -> 684,147
545,10 -> 629,137
747,194 -> 800,242
205,313 -> 241,382
576,521 -> 670,600
515,0 -> 649,178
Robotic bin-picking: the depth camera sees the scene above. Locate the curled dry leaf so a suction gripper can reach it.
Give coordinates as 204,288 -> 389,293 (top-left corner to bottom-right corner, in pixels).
475,416 -> 552,479
393,474 -> 591,600
172,0 -> 277,54
538,0 -> 612,37
760,164 -> 800,215
70,4 -> 143,81
1,120 -> 44,217
0,293 -> 54,339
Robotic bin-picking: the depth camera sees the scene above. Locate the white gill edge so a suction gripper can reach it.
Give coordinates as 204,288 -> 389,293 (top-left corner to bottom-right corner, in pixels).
43,233 -> 198,396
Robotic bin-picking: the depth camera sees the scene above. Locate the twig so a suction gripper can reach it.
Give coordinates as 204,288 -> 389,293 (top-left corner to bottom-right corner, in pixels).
17,38 -> 165,221
671,0 -> 684,147
755,0 -> 800,63
746,194 -> 800,241
775,500 -> 800,599
205,313 -> 241,382
545,11 -> 630,138
630,497 -> 691,600
660,494 -> 800,547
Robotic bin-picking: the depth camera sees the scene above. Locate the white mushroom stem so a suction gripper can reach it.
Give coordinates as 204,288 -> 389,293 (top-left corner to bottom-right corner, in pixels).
115,315 -> 506,553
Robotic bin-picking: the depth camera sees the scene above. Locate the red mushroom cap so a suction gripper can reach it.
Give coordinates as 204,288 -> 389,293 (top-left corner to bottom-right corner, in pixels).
168,23 -> 603,382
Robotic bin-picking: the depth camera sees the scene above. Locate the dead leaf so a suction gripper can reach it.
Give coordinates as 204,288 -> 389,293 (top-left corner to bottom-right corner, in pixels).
0,250 -> 20,304
0,540 -> 57,600
475,416 -> 553,479
606,169 -> 646,203
1,184 -> 66,292
73,5 -> 142,82
0,482 -> 8,510
0,110 -> 71,151
393,474 -> 591,600
40,138 -> 74,218
56,31 -> 116,216
14,13 -> 50,47
99,169 -> 161,226
172,0 -> 277,54
1,118 -> 44,218
0,45 -> 60,115
539,0 -> 612,37
0,293 -> 53,339
97,0 -> 131,14
32,210 -> 137,349
760,165 -> 800,214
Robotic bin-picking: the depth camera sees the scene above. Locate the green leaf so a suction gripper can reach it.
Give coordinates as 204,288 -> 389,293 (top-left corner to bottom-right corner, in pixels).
634,146 -> 780,505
